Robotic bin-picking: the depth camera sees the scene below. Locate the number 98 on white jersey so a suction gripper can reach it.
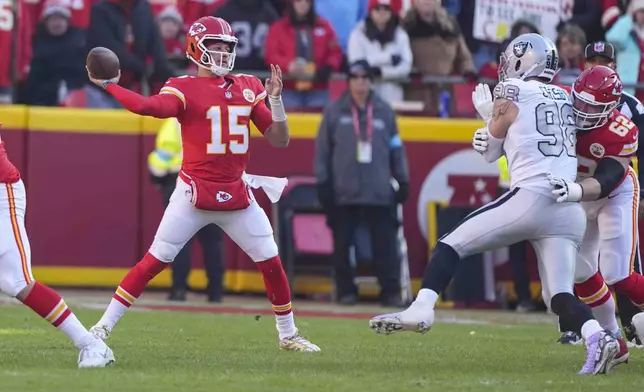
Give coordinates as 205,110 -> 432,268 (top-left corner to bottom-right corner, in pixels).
495,79 -> 578,196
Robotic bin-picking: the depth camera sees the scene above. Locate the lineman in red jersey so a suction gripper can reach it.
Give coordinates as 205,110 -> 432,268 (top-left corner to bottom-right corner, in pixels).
86,16 -> 320,352
548,66 -> 644,364
0,126 -> 114,367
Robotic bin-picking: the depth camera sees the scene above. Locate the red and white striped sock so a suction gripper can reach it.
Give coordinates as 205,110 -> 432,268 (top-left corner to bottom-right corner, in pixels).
97,252 -> 167,330
256,256 -> 297,339
575,272 -> 620,335
22,282 -> 93,348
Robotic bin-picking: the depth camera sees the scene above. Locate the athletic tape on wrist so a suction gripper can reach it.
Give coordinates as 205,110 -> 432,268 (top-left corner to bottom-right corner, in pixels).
268,95 -> 287,122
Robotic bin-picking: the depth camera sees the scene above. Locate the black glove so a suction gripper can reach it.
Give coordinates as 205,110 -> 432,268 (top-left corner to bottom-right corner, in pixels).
391,54 -> 402,66
370,67 -> 382,78
395,182 -> 409,204
314,65 -> 334,83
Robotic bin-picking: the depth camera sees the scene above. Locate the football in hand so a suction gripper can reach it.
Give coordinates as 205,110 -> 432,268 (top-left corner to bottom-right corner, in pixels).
86,47 -> 120,80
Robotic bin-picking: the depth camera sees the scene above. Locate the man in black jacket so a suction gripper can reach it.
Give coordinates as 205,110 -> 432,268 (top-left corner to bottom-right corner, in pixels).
26,4 -> 86,106
85,0 -> 173,107
314,60 -> 410,307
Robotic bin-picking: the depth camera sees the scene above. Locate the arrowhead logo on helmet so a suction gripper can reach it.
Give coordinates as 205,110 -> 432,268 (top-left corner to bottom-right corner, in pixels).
188,22 -> 207,37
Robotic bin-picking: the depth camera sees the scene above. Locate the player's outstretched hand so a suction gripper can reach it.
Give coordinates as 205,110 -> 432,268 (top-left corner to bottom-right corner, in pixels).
472,127 -> 489,154
87,66 -> 121,88
472,83 -> 494,121
547,173 -> 583,203
265,64 -> 283,97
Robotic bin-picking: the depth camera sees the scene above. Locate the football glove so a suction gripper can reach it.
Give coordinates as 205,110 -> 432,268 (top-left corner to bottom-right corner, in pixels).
472,83 -> 494,121
472,127 -> 489,154
547,173 -> 583,203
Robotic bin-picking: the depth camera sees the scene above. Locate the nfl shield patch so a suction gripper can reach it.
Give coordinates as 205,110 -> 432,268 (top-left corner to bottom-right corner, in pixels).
594,42 -> 605,52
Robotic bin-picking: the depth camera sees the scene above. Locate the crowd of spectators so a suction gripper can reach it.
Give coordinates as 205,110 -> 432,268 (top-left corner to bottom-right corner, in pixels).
0,0 -> 640,116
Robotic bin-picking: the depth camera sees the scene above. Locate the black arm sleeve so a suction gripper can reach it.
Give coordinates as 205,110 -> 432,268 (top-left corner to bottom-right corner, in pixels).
594,157 -> 626,199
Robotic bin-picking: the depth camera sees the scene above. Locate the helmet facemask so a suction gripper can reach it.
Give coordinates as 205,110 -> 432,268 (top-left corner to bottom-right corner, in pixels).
572,90 -> 617,130
193,35 -> 237,76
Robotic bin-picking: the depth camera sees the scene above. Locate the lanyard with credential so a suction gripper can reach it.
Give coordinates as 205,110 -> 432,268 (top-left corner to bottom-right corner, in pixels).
351,103 -> 373,142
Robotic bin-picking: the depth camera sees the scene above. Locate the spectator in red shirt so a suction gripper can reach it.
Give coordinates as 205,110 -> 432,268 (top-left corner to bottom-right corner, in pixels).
265,0 -> 343,110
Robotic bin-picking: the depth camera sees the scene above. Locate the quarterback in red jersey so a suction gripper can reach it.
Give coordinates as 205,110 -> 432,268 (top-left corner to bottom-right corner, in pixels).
86,16 -> 320,352
548,66 -> 644,361
0,126 -> 114,367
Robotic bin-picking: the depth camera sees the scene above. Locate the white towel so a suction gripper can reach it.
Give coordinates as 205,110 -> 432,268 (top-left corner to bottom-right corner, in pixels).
242,172 -> 288,203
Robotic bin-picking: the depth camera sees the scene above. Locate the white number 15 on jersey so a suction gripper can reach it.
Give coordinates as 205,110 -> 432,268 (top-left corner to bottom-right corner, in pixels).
206,106 -> 252,155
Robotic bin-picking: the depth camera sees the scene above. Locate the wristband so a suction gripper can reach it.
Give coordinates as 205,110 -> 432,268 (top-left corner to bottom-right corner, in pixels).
101,80 -> 114,90
567,182 -> 584,202
268,95 -> 287,122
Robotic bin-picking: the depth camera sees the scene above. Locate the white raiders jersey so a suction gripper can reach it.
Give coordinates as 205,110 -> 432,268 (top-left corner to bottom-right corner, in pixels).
493,78 -> 578,196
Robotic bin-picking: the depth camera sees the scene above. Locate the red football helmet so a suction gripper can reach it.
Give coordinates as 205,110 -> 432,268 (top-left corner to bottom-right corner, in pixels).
186,16 -> 237,76
571,65 -> 622,130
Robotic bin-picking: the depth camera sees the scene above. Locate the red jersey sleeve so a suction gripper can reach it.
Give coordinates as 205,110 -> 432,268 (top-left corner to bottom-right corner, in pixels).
105,77 -> 185,118
604,115 -> 639,158
246,76 -> 272,134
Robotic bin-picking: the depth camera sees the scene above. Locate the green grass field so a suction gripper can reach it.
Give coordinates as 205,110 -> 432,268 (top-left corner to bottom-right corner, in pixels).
1,296 -> 644,392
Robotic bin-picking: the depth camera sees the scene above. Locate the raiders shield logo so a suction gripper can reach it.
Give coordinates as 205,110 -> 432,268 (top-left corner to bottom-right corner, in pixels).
513,41 -> 532,58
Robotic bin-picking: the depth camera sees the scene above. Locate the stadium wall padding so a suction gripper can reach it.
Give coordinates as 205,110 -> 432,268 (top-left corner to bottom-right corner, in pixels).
2,105 -> 620,297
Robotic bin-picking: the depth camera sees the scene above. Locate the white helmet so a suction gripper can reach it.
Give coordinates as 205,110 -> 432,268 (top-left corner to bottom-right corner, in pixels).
499,33 -> 559,83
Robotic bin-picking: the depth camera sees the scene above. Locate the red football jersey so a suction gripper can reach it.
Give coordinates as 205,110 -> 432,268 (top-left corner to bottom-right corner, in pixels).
0,135 -> 21,184
159,74 -> 271,182
0,0 -> 32,87
576,109 -> 639,182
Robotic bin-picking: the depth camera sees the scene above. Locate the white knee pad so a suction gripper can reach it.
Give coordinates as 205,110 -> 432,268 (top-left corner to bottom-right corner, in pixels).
0,275 -> 29,297
149,239 -> 182,263
246,235 -> 279,262
600,251 -> 629,285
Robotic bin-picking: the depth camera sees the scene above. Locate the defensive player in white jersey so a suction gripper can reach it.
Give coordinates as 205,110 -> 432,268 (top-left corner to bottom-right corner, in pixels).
368,34 -> 620,375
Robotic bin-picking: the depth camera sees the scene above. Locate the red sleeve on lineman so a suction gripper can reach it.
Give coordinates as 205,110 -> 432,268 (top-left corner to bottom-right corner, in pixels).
251,102 -> 273,134
105,84 -> 183,118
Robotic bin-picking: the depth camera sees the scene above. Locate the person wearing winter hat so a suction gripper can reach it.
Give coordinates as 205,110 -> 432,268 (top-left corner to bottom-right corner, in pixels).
157,5 -> 185,58
347,0 -> 413,106
25,0 -> 86,106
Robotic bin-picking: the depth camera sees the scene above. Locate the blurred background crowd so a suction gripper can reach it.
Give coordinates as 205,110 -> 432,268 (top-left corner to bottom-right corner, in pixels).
2,0 -> 640,116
